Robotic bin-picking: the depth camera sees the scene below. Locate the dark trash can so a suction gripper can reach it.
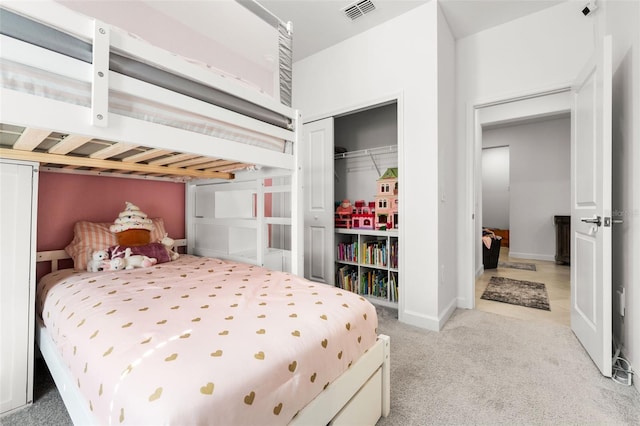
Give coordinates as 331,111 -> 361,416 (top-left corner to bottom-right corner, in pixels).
482,230 -> 502,270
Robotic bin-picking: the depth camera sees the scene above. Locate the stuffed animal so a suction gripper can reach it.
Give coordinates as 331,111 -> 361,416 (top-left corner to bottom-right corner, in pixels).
110,202 -> 154,246
87,250 -> 110,272
107,257 -> 126,271
160,233 -> 180,261
121,247 -> 157,269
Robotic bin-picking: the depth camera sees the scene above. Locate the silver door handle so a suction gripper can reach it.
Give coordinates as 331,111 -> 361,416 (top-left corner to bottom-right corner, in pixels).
581,216 -> 601,226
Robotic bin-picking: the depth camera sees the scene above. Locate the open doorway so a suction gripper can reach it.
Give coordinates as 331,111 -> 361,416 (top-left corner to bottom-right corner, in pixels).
475,116 -> 571,326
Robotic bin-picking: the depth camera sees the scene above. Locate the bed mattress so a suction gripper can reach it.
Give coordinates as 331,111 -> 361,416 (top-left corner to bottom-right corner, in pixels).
36,255 -> 378,425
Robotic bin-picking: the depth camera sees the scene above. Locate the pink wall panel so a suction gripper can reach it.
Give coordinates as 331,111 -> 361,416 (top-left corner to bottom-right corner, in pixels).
37,172 -> 186,251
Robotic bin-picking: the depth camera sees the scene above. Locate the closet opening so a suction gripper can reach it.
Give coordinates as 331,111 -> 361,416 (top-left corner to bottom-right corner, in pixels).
303,96 -> 402,311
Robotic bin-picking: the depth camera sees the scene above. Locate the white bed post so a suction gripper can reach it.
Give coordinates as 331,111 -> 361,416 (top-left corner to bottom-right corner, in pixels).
91,19 -> 109,127
290,111 -> 303,276
256,177 -> 265,267
380,334 -> 391,417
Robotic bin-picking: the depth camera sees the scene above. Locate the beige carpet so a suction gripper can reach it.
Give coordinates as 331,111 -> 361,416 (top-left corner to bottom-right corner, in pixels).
375,306 -> 640,425
3,306 -> 639,426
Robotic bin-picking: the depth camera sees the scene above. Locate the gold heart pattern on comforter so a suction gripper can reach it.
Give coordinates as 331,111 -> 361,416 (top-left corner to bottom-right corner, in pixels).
37,255 -> 378,425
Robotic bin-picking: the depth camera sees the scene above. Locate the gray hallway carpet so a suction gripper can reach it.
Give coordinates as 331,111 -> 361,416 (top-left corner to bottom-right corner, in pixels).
2,307 -> 639,425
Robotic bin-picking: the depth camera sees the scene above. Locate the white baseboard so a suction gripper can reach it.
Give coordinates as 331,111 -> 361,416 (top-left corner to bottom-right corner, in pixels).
508,251 -> 555,262
399,297 -> 458,332
437,298 -> 457,330
399,309 -> 440,331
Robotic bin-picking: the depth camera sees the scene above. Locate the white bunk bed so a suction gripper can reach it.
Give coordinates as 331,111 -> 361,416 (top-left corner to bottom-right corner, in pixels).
0,0 -> 390,424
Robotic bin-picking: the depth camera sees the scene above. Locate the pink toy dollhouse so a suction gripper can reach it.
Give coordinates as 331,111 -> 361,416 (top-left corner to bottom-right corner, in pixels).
352,200 -> 375,229
375,168 -> 398,230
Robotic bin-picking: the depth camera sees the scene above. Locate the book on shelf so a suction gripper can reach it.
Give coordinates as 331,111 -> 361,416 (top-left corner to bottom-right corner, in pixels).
337,240 -> 358,263
390,239 -> 398,269
361,240 -> 387,267
336,264 -> 358,294
389,272 -> 398,303
360,268 -> 388,299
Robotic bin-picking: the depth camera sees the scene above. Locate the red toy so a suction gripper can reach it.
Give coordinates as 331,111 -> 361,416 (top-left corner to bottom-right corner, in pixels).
335,199 -> 353,228
352,200 -> 375,229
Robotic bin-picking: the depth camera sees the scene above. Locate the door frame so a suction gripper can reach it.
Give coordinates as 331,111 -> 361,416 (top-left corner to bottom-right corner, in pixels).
302,91 -> 405,313
461,85 -> 572,309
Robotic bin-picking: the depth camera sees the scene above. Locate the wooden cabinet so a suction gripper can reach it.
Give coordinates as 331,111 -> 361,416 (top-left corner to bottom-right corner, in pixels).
335,229 -> 398,307
0,159 -> 38,415
554,215 -> 570,265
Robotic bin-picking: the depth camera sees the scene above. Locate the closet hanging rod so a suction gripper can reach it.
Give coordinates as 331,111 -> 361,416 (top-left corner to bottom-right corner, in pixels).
334,144 -> 397,160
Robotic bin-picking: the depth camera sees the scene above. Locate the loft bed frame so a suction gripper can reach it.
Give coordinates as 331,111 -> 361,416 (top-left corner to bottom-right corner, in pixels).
1,0 -> 390,424
0,0 -> 302,273
0,1 -> 298,179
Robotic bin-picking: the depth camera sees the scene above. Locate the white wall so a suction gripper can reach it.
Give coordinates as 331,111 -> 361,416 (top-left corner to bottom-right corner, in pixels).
456,1 -> 593,308
483,117 -> 571,261
604,0 -> 640,393
481,146 -> 510,230
436,2 -> 459,324
294,1 -> 453,330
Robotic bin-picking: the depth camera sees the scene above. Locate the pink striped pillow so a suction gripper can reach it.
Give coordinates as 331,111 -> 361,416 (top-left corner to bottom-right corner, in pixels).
65,219 -> 166,270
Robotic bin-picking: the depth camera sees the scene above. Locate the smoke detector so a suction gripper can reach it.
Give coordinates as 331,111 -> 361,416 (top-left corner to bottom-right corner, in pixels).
343,0 -> 376,21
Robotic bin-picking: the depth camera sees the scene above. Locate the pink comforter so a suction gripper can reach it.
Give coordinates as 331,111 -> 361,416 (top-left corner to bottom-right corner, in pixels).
37,255 -> 378,425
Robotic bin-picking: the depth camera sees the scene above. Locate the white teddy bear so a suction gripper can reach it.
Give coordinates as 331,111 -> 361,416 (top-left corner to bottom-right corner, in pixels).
87,250 -> 110,272
108,257 -> 126,271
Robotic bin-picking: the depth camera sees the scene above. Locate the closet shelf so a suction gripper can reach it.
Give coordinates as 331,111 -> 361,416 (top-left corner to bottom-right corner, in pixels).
334,145 -> 397,160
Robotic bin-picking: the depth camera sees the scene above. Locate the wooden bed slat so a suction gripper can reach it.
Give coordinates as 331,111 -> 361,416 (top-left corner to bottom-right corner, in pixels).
48,135 -> 92,154
166,156 -> 213,168
148,153 -> 199,166
13,128 -> 50,151
120,148 -> 173,163
187,159 -> 231,170
204,162 -> 247,172
0,148 -> 234,180
89,141 -> 137,159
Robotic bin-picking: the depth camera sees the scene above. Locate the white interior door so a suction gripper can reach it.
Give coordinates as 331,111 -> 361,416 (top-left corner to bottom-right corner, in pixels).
570,35 -> 613,377
303,118 -> 334,284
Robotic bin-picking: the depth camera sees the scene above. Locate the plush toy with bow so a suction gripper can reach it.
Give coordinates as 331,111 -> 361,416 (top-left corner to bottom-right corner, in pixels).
121,247 -> 157,269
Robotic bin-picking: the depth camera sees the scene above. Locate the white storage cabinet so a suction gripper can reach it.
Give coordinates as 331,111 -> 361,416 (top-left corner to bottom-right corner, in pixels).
0,159 -> 38,416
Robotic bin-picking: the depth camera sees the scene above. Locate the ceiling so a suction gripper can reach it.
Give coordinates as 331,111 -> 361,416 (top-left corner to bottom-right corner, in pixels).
260,0 -> 568,61
58,0 -> 569,68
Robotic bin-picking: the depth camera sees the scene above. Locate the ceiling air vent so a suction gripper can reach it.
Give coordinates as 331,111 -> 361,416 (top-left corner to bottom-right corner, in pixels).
343,0 -> 376,21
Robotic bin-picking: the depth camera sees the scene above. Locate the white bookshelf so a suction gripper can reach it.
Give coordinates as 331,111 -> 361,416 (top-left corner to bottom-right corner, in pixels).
335,228 -> 398,307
